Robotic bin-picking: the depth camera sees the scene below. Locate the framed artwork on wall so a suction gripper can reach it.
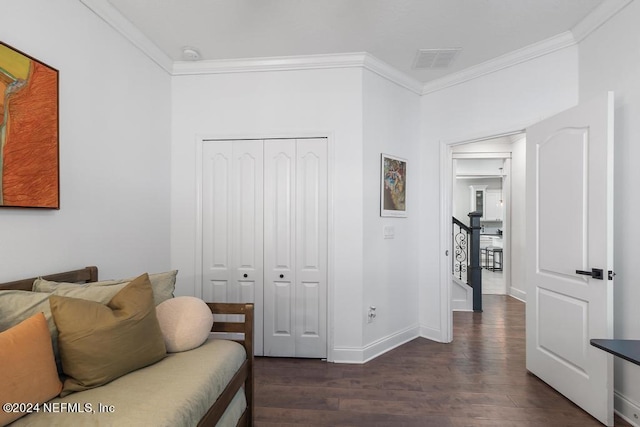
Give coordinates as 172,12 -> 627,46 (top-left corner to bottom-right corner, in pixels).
0,41 -> 59,209
380,153 -> 407,217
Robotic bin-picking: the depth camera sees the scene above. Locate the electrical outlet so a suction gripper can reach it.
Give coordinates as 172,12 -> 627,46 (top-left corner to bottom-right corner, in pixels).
367,306 -> 377,323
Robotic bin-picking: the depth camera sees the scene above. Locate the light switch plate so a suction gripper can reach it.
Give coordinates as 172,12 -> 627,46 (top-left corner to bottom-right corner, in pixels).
383,225 -> 395,239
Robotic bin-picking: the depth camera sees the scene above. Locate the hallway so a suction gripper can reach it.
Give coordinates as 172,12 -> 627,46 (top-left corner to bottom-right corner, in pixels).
254,296 -> 631,426
482,268 -> 505,294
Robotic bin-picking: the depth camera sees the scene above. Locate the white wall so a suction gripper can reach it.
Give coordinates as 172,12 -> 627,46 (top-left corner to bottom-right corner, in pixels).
453,177 -> 471,225
578,1 -> 640,422
0,0 -> 171,282
509,137 -> 527,300
419,46 -> 579,341
170,67 -> 367,360
362,69 -> 421,359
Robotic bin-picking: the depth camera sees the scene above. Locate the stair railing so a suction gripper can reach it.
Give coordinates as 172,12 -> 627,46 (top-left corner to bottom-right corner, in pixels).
452,211 -> 483,312
452,217 -> 471,283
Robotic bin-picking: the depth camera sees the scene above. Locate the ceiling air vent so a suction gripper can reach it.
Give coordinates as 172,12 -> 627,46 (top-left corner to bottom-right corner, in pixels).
413,48 -> 461,69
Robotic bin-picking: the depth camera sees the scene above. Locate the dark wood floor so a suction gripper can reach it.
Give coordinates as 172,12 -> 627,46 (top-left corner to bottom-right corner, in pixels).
254,295 -> 631,426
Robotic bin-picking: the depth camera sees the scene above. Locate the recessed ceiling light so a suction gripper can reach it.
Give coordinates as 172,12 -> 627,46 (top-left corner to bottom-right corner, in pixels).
182,47 -> 201,61
413,48 -> 462,69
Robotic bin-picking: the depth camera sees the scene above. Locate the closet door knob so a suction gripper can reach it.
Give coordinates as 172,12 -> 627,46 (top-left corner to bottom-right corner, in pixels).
243,274 -> 248,278
279,274 -> 284,279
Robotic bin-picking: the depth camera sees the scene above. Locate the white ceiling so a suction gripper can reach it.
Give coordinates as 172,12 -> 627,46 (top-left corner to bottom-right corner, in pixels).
99,0 -> 605,84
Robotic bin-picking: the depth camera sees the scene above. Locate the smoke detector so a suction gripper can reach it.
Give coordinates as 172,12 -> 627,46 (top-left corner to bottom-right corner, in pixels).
413,48 -> 462,69
182,47 -> 201,61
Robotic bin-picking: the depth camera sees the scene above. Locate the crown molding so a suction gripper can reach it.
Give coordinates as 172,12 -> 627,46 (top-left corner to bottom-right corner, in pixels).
571,0 -> 633,43
172,52 -> 423,94
79,0 -> 174,73
421,31 -> 576,95
361,54 -> 424,94
421,0 -> 634,95
172,52 -> 366,75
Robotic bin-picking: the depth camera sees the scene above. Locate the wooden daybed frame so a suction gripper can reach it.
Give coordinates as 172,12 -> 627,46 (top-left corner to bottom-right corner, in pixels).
0,266 -> 254,427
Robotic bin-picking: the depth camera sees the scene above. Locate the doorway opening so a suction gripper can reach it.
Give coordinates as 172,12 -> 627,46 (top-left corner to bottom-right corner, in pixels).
443,132 -> 527,329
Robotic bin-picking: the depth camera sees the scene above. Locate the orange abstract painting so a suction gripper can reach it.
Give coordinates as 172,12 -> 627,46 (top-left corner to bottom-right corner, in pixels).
0,42 -> 59,209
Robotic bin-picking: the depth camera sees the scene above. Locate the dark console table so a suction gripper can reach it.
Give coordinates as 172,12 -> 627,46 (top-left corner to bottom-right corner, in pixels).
590,339 -> 640,366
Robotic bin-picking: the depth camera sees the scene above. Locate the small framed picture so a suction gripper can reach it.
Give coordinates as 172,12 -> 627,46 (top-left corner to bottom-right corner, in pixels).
380,154 -> 407,217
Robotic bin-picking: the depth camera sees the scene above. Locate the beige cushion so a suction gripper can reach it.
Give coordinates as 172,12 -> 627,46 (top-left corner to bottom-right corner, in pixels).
50,273 -> 167,396
156,296 -> 214,352
0,313 -> 62,426
0,289 -> 54,333
7,339 -> 247,427
33,270 -> 177,306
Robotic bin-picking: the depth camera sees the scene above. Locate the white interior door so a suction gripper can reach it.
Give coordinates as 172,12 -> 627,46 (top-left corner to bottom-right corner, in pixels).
202,140 -> 264,355
526,93 -> 614,425
263,138 -> 327,358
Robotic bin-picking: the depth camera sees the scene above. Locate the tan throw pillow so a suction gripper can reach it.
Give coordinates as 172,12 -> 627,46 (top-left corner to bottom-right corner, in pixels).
0,313 -> 63,426
156,296 -> 214,352
33,270 -> 177,305
49,273 -> 167,396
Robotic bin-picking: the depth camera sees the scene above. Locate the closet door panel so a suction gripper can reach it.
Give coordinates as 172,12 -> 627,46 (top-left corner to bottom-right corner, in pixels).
273,281 -> 293,335
236,147 -> 262,270
202,140 -> 264,355
232,150 -> 260,324
264,140 -> 296,356
295,138 -> 328,358
202,142 -> 233,304
232,141 -> 264,353
299,281 -> 320,336
274,152 -> 294,269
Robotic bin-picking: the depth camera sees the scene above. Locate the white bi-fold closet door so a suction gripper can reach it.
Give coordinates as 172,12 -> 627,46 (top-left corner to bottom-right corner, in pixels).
202,138 -> 328,358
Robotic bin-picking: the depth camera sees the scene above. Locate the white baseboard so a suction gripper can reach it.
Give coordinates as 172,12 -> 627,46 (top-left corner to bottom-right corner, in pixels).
420,324 -> 444,342
615,390 -> 640,427
332,325 -> 419,364
362,325 -> 419,363
452,302 -> 472,312
330,347 -> 366,364
509,286 -> 526,302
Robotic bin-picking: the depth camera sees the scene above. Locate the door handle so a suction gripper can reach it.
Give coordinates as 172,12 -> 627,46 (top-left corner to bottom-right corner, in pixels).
576,268 -> 604,280
243,273 -> 248,278
279,274 -> 284,279
575,268 -> 616,280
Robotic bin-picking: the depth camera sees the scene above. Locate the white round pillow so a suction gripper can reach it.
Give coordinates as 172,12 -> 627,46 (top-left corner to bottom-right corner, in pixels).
155,296 -> 214,353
